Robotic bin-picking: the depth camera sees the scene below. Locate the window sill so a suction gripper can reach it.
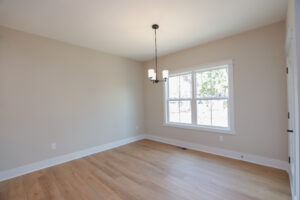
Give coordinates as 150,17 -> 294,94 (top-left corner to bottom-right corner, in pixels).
163,122 -> 236,135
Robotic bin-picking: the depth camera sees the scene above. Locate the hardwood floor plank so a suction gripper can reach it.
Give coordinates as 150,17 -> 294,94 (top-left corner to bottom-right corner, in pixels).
66,159 -> 123,200
0,139 -> 292,200
8,177 -> 27,200
51,165 -> 84,200
0,180 -> 10,200
22,171 -> 48,200
37,169 -> 64,200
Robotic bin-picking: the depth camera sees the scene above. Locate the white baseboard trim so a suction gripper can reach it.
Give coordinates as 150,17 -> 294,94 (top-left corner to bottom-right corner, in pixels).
0,135 -> 145,182
0,134 -> 289,182
144,134 -> 289,171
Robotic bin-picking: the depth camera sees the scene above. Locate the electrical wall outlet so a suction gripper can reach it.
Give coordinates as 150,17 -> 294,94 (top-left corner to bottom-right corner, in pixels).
51,143 -> 56,150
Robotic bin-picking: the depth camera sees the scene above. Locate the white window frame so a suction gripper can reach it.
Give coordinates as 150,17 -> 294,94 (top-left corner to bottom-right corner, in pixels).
164,60 -> 235,135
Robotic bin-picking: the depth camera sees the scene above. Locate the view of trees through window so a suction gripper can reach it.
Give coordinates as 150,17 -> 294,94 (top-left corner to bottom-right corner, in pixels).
167,65 -> 230,129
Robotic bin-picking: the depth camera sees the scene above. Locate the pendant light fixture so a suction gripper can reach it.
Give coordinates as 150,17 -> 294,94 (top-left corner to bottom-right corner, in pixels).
148,24 -> 169,83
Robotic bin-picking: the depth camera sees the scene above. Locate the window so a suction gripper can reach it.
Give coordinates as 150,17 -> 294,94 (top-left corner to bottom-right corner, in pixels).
168,73 -> 192,124
165,60 -> 234,134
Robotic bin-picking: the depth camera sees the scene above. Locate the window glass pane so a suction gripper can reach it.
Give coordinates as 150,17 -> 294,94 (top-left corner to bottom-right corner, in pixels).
211,67 -> 228,97
169,101 -> 179,122
167,65 -> 231,130
179,100 -> 191,124
168,76 -> 179,99
212,99 -> 228,127
197,100 -> 211,126
196,71 -> 212,98
180,74 -> 192,98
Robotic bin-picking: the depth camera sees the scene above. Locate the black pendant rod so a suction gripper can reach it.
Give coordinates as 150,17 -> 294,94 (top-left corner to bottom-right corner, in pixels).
152,24 -> 159,81
154,28 -> 158,79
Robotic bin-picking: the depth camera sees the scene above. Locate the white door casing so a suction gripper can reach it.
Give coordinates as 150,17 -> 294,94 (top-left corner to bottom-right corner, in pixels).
286,26 -> 299,199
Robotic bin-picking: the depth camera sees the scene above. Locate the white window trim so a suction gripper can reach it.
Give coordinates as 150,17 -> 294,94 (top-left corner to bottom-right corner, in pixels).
163,59 -> 235,135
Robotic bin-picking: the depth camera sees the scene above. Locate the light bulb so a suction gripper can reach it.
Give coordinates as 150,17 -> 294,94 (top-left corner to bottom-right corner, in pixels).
151,72 -> 156,80
162,70 -> 169,79
148,69 -> 155,79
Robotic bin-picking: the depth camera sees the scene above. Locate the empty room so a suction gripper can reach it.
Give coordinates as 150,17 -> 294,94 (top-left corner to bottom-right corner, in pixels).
0,0 -> 300,199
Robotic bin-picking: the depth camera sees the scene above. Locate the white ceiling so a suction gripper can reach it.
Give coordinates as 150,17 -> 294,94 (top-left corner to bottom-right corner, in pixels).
0,0 -> 288,61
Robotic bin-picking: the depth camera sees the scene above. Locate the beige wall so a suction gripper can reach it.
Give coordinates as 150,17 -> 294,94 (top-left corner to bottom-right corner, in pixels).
144,22 -> 288,161
0,26 -> 144,171
0,21 -> 288,172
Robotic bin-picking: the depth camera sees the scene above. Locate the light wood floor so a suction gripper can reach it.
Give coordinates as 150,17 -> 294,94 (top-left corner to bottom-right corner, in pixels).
0,139 -> 291,200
